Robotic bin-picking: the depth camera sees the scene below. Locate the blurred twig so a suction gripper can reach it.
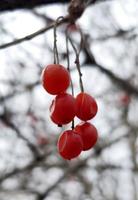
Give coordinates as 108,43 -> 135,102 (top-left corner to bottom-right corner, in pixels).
0,110 -> 41,159
0,17 -> 68,50
83,35 -> 138,97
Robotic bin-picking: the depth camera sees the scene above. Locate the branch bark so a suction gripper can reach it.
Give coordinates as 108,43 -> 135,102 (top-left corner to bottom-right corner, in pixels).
0,0 -> 112,12
83,37 -> 138,97
0,0 -> 70,12
0,17 -> 68,50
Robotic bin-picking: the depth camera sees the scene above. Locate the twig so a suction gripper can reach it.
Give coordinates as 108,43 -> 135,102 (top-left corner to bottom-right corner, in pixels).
0,17 -> 68,50
0,0 -> 113,12
68,36 -> 84,92
6,121 -> 41,159
36,156 -> 88,200
53,16 -> 64,64
0,109 -> 41,159
0,155 -> 46,184
66,26 -> 75,129
83,37 -> 138,97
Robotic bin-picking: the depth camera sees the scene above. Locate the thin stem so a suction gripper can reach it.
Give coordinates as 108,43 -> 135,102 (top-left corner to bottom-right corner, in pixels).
0,17 -> 68,50
71,120 -> 75,130
66,26 -> 75,129
78,28 -> 84,55
53,23 -> 58,64
53,16 -> 64,64
68,36 -> 84,92
66,30 -> 74,97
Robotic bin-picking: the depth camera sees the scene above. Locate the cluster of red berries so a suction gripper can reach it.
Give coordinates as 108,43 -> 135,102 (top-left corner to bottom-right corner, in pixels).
41,64 -> 98,160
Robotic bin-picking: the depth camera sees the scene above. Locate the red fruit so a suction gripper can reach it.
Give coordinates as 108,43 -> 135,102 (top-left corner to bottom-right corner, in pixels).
75,92 -> 98,121
50,93 -> 76,125
41,64 -> 70,95
74,122 -> 98,151
57,130 -> 83,160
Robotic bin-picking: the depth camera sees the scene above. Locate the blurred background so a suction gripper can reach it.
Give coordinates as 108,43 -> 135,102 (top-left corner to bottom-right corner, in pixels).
0,0 -> 138,199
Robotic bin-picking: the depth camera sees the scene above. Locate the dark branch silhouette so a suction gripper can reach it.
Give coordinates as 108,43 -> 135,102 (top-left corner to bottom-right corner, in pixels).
0,0 -> 112,12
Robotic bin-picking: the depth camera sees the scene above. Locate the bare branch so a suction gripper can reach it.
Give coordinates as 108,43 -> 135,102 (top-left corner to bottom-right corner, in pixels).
0,0 -> 70,12
83,35 -> 138,97
0,0 -> 113,12
0,17 -> 68,50
37,157 -> 88,200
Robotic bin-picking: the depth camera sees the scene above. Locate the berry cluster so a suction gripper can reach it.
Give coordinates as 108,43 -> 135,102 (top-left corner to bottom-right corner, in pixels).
41,64 -> 98,160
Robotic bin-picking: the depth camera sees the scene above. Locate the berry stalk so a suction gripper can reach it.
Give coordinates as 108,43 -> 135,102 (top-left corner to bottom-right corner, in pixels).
68,33 -> 84,92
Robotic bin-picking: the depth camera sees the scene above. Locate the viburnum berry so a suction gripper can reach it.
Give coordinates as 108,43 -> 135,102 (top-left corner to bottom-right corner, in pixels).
57,130 -> 83,160
75,92 -> 98,121
41,64 -> 70,95
50,93 -> 76,125
74,122 -> 98,151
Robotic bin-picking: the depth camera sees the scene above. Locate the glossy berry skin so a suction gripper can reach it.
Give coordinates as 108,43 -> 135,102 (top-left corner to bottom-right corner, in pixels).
57,130 -> 83,160
41,64 -> 70,95
75,92 -> 98,121
74,122 -> 98,151
50,93 -> 76,125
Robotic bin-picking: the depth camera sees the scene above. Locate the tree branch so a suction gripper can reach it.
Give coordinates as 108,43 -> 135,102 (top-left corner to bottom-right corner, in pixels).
0,155 -> 46,184
83,37 -> 138,97
0,0 -> 70,12
0,17 -> 68,50
0,0 -> 112,12
37,158 -> 87,200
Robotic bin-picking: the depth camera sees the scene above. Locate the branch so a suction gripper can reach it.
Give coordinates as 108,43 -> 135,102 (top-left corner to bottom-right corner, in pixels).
0,111 -> 41,159
83,37 -> 138,97
0,81 -> 40,103
0,17 -> 68,50
0,0 -> 86,49
96,164 -> 138,172
0,0 -> 70,12
0,155 -> 45,184
0,0 -> 114,49
0,0 -> 112,12
37,158 -> 87,200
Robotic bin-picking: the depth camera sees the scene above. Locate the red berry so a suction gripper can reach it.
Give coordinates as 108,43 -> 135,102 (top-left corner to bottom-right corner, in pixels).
57,130 -> 83,160
74,122 -> 98,151
50,93 -> 76,125
41,64 -> 70,95
75,92 -> 98,121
